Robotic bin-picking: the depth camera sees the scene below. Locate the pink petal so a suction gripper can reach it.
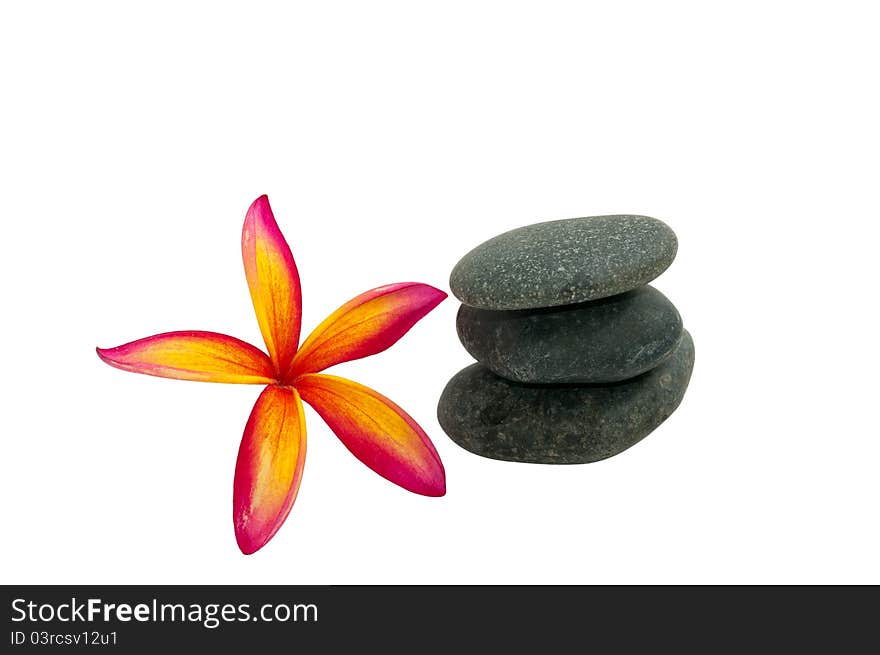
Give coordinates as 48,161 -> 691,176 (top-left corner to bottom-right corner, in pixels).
287,283 -> 446,379
96,331 -> 275,384
296,373 -> 445,496
233,385 -> 307,554
242,195 -> 303,377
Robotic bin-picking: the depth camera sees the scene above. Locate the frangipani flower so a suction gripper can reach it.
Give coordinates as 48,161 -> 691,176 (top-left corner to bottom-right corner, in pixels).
97,196 -> 447,554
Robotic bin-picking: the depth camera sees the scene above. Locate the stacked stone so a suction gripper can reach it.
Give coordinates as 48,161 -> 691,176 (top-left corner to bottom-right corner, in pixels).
437,215 -> 694,464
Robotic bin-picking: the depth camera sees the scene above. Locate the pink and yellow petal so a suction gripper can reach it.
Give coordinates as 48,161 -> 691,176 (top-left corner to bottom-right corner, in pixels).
296,373 -> 445,497
233,385 -> 307,555
96,331 -> 275,384
242,195 -> 302,376
288,283 -> 446,378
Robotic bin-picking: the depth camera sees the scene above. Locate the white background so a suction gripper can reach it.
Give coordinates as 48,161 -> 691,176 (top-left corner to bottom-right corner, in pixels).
2,1 -> 878,584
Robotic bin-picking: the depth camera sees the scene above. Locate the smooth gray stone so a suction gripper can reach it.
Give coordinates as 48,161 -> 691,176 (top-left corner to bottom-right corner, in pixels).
450,215 -> 678,310
456,286 -> 683,383
437,331 -> 694,464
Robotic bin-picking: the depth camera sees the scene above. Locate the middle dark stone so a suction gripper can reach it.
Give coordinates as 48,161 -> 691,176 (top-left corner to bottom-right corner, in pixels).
456,285 -> 682,384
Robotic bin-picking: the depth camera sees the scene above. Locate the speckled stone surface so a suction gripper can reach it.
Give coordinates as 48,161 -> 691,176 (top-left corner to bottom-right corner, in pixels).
457,286 -> 683,384
449,215 -> 678,310
437,331 -> 694,464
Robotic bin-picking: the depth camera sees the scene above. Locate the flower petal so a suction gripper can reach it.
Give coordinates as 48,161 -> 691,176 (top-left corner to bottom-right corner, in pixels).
288,283 -> 446,379
296,373 -> 445,496
96,331 -> 275,384
233,385 -> 307,555
242,195 -> 302,376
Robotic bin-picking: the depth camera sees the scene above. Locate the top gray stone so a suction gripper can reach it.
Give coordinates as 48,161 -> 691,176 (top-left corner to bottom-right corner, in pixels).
450,215 -> 678,310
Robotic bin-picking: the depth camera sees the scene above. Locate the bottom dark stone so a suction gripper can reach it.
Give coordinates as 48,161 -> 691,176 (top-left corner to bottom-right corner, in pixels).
437,331 -> 694,464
